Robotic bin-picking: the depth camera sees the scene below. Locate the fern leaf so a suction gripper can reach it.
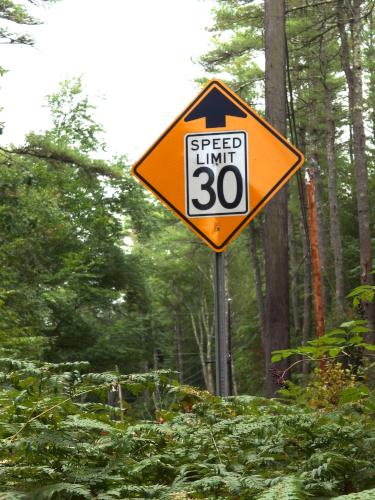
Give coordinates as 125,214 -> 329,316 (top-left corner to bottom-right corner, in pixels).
30,482 -> 92,499
0,493 -> 28,500
96,490 -> 122,500
63,415 -> 117,434
335,489 -> 375,499
256,476 -> 304,500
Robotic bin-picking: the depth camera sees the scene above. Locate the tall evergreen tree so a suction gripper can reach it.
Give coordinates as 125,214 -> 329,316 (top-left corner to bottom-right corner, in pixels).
263,0 -> 290,397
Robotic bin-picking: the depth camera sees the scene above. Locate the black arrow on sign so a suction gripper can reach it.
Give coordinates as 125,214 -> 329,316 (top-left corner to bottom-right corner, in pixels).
184,87 -> 247,128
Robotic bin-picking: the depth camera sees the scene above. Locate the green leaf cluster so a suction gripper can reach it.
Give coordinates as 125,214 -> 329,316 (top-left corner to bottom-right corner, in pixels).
272,320 -> 375,363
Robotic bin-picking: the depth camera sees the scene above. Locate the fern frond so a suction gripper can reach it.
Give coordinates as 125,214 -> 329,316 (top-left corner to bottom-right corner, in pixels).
96,491 -> 122,500
303,451 -> 356,480
30,482 -> 92,499
62,415 -> 118,434
256,476 -> 304,499
335,488 -> 375,499
0,493 -> 28,500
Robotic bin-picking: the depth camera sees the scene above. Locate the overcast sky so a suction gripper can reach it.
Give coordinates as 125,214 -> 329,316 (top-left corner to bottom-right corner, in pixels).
0,0 -> 216,161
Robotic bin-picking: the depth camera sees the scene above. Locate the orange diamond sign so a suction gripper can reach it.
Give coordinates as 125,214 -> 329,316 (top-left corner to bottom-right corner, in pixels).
132,79 -> 304,252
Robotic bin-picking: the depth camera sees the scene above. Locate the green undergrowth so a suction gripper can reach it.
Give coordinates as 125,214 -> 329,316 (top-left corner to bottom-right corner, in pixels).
0,358 -> 374,499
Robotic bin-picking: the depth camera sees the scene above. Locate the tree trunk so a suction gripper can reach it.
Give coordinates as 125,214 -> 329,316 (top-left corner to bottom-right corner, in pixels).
337,0 -> 374,337
349,121 -> 354,166
264,0 -> 290,396
190,312 -> 209,390
190,297 -> 215,394
202,297 -> 215,394
174,311 -> 184,383
301,217 -> 312,374
368,10 -> 375,142
151,318 -> 159,370
308,109 -> 330,314
324,84 -> 346,318
249,223 -> 266,337
288,211 -> 302,338
297,128 -> 312,373
307,178 -> 326,340
226,277 -> 238,396
224,253 -> 233,396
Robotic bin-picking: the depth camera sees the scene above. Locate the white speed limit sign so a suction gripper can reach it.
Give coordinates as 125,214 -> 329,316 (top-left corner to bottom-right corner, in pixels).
185,131 -> 249,218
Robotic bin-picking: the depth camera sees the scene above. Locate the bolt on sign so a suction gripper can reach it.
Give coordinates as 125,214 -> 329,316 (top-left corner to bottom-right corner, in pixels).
132,79 -> 304,252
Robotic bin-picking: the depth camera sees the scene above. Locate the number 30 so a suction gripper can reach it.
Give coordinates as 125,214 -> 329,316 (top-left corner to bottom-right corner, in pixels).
192,165 -> 243,211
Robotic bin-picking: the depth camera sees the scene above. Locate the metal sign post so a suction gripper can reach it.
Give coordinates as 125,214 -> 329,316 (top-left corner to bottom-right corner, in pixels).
213,251 -> 231,397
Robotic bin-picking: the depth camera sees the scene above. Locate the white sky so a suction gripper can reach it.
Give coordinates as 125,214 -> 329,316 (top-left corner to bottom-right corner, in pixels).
0,0 -> 217,162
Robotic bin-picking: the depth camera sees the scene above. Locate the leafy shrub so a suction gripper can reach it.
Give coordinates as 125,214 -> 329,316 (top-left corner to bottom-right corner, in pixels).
0,358 -> 374,498
272,319 -> 375,410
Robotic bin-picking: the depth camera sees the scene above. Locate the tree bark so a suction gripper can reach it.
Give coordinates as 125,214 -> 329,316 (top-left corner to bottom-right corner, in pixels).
203,298 -> 215,394
368,10 -> 375,142
191,312 -> 209,390
324,83 -> 346,318
174,311 -> 184,383
190,297 -> 215,394
297,128 -> 312,372
307,178 -> 326,340
249,223 -> 266,337
264,0 -> 290,396
308,108 -> 330,314
301,216 -> 312,374
224,253 -> 233,396
337,0 -> 374,337
288,211 -> 302,338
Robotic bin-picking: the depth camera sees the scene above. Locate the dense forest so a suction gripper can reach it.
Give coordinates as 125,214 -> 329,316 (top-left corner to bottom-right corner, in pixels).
1,0 -> 375,498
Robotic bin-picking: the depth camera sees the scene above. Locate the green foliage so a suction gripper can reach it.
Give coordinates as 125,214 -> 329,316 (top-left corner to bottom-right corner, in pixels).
0,83 -> 152,371
46,77 -> 106,153
272,318 -> 375,409
30,483 -> 92,500
347,284 -> 375,308
0,0 -> 58,50
257,476 -> 303,499
0,0 -> 39,26
272,320 -> 375,363
198,0 -> 264,103
279,360 -> 371,410
336,489 -> 375,499
0,359 -> 374,498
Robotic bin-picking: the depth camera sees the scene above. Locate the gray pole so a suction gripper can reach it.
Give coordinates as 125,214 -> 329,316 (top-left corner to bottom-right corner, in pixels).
213,251 -> 231,397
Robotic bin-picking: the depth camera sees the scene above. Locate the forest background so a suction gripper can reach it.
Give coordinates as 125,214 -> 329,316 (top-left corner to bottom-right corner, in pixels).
1,0 -> 375,401
1,0 -> 375,498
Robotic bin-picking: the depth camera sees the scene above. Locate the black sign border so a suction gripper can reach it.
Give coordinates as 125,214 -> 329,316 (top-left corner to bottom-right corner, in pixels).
132,80 -> 303,251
